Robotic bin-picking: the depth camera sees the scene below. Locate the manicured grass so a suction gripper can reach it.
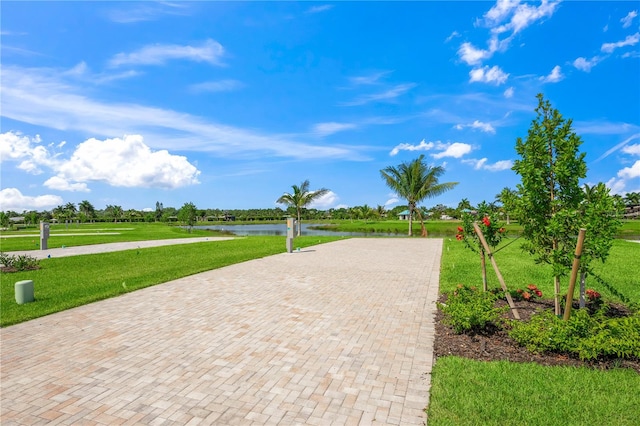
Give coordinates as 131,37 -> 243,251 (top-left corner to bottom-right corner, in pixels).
316,219 -> 640,239
429,237 -> 640,424
0,222 -> 223,252
0,236 -> 343,327
440,237 -> 640,303
427,357 -> 640,426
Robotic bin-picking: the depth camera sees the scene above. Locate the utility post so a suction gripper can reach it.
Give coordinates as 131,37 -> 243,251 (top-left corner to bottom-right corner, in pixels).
286,217 -> 295,253
40,221 -> 50,250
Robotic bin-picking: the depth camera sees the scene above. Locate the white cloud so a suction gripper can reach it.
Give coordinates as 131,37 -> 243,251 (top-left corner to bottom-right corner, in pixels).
458,42 -> 494,66
106,2 -> 191,24
305,5 -> 333,14
1,66 -> 360,160
595,133 -> 640,161
1,131 -> 201,191
312,122 -> 357,137
601,32 -> 640,53
622,144 -> 640,155
504,87 -> 514,98
540,65 -> 563,83
0,131 -> 55,174
54,135 -> 200,189
504,0 -> 559,35
341,83 -> 417,106
389,139 -> 435,156
445,31 -> 460,43
462,157 -> 513,171
189,79 -> 243,93
348,71 -> 391,85
109,39 -> 225,67
618,160 -> 640,180
621,10 -> 638,28
482,0 -> 521,26
43,176 -> 90,192
606,177 -> 627,195
0,188 -> 63,212
309,190 -> 338,209
432,142 -> 473,159
455,120 -> 496,134
469,65 -> 509,85
384,197 -> 400,207
573,56 -> 601,72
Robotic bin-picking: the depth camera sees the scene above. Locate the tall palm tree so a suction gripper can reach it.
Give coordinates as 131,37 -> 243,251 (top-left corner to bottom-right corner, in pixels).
79,200 -> 95,222
276,180 -> 329,236
380,155 -> 458,236
495,187 -> 518,225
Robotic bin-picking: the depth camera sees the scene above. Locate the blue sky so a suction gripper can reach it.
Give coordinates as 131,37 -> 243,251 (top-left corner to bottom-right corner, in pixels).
1,1 -> 639,213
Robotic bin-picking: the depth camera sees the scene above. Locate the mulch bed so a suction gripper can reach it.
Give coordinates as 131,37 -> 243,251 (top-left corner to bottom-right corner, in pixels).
433,295 -> 640,374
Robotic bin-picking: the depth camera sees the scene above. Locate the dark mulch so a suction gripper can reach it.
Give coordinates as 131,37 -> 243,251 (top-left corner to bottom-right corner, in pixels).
0,266 -> 40,273
434,295 -> 640,374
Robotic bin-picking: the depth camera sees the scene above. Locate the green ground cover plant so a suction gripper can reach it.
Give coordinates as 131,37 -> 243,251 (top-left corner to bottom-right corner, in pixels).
0,222 -> 222,252
427,357 -> 640,426
0,236 -> 342,327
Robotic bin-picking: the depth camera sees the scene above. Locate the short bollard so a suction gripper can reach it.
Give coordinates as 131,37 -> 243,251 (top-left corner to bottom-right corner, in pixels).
15,280 -> 35,304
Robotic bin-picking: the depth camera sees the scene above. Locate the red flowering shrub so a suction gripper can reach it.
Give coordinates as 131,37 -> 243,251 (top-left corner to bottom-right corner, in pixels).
511,284 -> 543,302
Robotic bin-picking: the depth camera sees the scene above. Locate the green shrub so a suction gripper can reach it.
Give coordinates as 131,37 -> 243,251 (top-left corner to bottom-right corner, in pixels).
0,252 -> 40,272
438,285 -> 508,334
577,314 -> 640,360
509,308 -> 640,361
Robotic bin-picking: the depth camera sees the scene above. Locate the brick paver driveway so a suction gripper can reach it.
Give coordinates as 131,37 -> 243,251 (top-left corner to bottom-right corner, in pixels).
1,238 -> 442,425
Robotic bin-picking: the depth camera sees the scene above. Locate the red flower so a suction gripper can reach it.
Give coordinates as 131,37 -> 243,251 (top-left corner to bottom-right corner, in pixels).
586,289 -> 601,300
457,226 -> 464,232
499,227 -> 505,233
535,290 -> 543,297
522,291 -> 531,300
527,284 -> 538,291
482,217 -> 491,226
456,233 -> 463,240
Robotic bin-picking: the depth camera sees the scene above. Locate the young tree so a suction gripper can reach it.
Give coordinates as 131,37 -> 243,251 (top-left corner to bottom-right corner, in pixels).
178,202 -> 198,232
276,180 -> 329,236
512,94 -> 587,315
380,155 -> 458,236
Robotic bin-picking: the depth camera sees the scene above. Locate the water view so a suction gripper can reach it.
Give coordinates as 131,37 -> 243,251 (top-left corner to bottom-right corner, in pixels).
193,223 -> 406,238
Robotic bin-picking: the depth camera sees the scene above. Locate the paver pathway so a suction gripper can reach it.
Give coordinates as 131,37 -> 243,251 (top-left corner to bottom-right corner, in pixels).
1,238 -> 442,425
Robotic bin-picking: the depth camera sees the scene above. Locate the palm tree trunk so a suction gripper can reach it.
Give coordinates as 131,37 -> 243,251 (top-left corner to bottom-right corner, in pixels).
408,205 -> 413,236
297,209 -> 302,237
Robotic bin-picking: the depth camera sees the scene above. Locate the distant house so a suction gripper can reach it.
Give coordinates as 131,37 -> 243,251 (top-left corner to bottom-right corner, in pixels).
398,210 -> 411,220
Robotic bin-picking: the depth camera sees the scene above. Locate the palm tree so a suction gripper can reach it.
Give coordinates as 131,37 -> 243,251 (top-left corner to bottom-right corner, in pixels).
79,200 -> 95,222
495,187 -> 518,225
276,180 -> 330,236
624,191 -> 640,207
380,155 -> 458,236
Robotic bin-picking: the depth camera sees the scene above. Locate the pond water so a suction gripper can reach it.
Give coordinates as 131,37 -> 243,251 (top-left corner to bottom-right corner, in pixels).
192,223 -> 406,237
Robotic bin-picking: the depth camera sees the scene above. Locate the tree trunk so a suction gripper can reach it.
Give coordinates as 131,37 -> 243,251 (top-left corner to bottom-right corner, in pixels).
579,271 -> 586,309
408,205 -> 413,236
554,275 -> 561,316
297,209 -> 302,237
480,248 -> 488,291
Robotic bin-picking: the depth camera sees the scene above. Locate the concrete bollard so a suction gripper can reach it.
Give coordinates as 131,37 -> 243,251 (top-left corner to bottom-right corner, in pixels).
15,280 -> 35,304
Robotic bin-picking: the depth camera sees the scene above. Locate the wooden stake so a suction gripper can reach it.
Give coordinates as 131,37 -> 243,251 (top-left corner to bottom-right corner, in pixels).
563,228 -> 587,321
473,223 -> 520,320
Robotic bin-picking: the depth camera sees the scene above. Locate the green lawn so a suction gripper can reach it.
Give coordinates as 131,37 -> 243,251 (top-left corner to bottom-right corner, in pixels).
439,237 -> 640,303
315,219 -> 640,239
0,222 -> 222,252
428,237 -> 640,425
0,235 -> 343,327
427,357 -> 640,426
